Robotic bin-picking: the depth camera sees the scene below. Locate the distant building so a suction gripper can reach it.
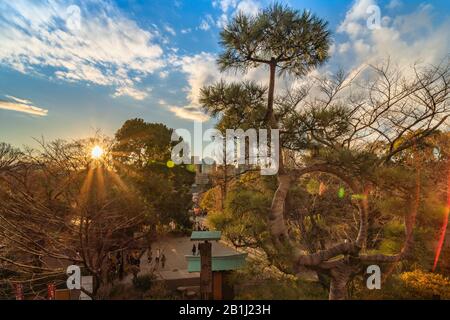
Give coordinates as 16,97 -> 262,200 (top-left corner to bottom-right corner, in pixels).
191,156 -> 214,193
190,156 -> 255,194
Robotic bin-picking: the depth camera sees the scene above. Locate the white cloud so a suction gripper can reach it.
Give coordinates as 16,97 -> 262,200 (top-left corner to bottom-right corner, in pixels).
213,0 -> 261,28
177,52 -> 288,105
176,53 -> 220,105
353,39 -> 371,56
199,20 -> 211,31
0,1 -> 165,100
200,15 -> 215,31
217,14 -> 229,28
5,95 -> 32,105
335,0 -> 450,69
338,0 -> 377,38
387,0 -> 402,10
165,25 -> 177,36
167,53 -> 223,122
159,71 -> 169,79
181,28 -> 192,34
338,42 -> 351,54
0,96 -> 48,116
113,87 -> 149,101
169,105 -> 210,122
236,0 -> 260,17
170,51 -> 282,122
213,0 -> 238,12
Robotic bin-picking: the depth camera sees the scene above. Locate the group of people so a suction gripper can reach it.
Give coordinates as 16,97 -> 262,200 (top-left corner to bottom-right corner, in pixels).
104,246 -> 169,283
191,244 -> 200,256
193,221 -> 209,232
105,250 -> 146,282
127,252 -> 141,279
106,251 -> 125,284
147,247 -> 167,269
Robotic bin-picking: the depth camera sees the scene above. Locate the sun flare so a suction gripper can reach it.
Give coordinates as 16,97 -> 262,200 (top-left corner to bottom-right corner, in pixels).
91,145 -> 104,159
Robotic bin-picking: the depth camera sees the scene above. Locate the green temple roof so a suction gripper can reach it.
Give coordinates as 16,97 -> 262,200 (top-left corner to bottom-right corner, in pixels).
186,253 -> 247,272
190,231 -> 222,241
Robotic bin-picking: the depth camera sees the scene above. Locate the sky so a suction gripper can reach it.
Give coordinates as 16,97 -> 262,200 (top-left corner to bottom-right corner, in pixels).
0,0 -> 449,147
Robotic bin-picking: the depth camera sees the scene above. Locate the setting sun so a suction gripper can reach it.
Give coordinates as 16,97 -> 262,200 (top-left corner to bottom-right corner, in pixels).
91,145 -> 104,159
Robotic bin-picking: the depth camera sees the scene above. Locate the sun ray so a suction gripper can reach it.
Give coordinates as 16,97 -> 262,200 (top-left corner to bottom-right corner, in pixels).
106,168 -> 130,193
78,166 -> 94,206
95,166 -> 106,202
111,159 -> 142,179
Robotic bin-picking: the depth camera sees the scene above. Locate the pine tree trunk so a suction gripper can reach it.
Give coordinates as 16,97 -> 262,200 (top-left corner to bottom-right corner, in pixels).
269,174 -> 291,243
266,61 -> 277,127
329,266 -> 351,300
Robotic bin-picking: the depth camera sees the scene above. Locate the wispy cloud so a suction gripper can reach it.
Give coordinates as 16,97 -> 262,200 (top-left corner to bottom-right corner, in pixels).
0,96 -> 48,116
199,15 -> 214,31
5,95 -> 33,105
165,25 -> 177,36
387,0 -> 402,10
199,19 -> 211,31
168,105 -> 209,122
0,0 -> 165,100
213,0 -> 237,12
113,86 -> 150,101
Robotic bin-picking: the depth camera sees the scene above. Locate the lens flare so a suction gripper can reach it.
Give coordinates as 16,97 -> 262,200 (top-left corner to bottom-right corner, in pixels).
432,168 -> 450,272
166,160 -> 175,168
338,187 -> 345,199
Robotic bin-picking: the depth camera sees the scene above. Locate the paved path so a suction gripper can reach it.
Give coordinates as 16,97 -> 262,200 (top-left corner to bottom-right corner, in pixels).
122,236 -> 238,283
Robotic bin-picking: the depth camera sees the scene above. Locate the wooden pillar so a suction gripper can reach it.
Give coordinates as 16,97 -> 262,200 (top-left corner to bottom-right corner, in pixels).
199,241 -> 212,300
222,272 -> 235,300
213,272 -> 223,300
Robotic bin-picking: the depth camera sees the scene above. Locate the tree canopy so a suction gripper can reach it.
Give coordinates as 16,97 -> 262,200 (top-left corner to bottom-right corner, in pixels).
113,119 -> 195,227
217,3 -> 331,126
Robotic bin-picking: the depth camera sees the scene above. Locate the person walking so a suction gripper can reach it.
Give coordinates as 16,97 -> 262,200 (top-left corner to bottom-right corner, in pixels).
107,260 -> 116,284
161,253 -> 166,269
118,260 -> 124,280
147,249 -> 153,264
116,252 -> 124,280
192,244 -> 197,256
155,248 -> 161,266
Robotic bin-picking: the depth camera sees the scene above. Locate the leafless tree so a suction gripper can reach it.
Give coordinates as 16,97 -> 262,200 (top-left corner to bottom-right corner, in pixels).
0,139 -> 150,299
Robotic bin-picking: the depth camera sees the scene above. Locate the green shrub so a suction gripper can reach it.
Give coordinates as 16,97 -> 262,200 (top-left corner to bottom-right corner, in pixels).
352,269 -> 450,300
400,270 -> 450,299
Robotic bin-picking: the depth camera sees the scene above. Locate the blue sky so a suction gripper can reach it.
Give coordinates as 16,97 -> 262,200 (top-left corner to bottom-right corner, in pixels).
0,0 -> 449,147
